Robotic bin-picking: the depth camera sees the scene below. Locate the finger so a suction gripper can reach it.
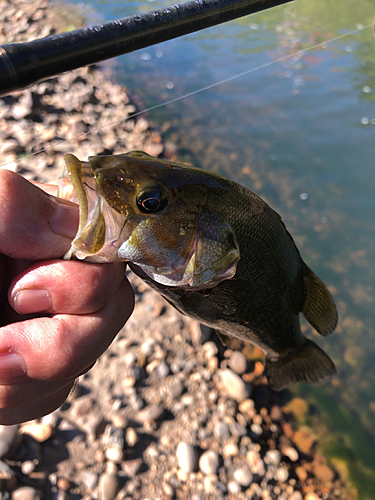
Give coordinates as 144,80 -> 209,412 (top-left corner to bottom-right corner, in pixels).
0,170 -> 78,260
31,180 -> 58,196
9,260 -> 127,315
0,383 -> 74,426
0,276 -> 134,385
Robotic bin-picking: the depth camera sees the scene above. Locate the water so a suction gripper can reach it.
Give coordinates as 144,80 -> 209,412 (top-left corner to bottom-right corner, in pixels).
70,0 -> 375,496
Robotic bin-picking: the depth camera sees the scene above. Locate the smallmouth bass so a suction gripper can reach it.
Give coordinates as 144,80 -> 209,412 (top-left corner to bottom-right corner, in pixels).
58,151 -> 338,389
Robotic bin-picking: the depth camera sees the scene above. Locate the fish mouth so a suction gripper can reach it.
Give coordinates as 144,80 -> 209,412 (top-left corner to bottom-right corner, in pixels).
58,153 -> 128,262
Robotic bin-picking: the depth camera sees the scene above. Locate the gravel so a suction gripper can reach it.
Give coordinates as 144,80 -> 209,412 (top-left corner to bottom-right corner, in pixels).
0,1 -> 355,499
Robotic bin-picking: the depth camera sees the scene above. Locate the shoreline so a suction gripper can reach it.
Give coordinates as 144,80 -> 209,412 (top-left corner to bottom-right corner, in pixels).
0,1 -> 356,499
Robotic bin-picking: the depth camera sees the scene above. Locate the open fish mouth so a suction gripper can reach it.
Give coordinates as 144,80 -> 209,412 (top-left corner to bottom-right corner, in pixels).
58,153 -> 128,262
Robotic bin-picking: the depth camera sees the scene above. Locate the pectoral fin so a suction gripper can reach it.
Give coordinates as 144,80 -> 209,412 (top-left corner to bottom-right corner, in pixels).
191,212 -> 240,287
301,263 -> 338,336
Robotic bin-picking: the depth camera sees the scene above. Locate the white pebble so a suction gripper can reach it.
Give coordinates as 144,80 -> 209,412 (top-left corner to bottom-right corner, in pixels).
176,442 -> 198,473
361,117 -> 370,125
201,341 -> 218,358
276,466 -> 289,482
250,423 -> 262,436
233,465 -> 253,486
264,449 -> 281,465
289,492 -> 303,500
227,480 -> 241,494
218,369 -> 251,402
199,450 -> 220,475
282,446 -> 299,462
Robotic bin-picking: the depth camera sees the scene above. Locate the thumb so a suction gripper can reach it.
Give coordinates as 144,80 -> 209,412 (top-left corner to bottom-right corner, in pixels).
0,170 -> 78,260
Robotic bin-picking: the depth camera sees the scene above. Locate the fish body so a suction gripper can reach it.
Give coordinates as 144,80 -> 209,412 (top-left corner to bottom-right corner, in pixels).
59,151 -> 338,389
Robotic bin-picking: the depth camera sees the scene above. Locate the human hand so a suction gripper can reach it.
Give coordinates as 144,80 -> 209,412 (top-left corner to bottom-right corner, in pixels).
0,170 -> 134,425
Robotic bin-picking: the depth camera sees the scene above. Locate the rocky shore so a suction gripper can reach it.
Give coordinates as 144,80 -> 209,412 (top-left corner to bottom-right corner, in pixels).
0,1 -> 355,499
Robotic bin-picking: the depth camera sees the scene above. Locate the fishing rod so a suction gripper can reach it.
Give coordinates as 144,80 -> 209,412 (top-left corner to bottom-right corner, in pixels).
0,0 -> 292,98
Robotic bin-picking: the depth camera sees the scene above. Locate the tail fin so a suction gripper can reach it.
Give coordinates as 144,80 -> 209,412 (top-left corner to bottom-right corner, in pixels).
265,339 -> 336,390
301,263 -> 338,336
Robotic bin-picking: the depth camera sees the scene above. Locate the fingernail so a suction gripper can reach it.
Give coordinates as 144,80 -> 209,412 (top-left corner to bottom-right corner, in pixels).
14,289 -> 51,314
0,352 -> 27,384
50,200 -> 79,240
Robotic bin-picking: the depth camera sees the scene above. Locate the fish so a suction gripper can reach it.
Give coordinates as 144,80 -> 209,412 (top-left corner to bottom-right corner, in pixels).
58,151 -> 338,390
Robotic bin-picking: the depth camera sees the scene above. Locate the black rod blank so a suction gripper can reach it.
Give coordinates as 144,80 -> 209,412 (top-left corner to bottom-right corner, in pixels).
0,0 -> 292,97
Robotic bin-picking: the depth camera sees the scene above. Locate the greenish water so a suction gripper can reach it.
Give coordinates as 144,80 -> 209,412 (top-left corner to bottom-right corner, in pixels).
73,0 -> 375,496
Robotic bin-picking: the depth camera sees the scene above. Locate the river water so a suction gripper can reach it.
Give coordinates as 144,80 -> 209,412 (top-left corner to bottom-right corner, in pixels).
72,0 -> 375,496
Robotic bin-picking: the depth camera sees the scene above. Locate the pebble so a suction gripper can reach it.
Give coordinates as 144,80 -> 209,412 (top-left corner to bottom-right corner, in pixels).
295,465 -> 308,482
176,442 -> 199,473
227,479 -> 241,494
213,421 -> 230,440
238,399 -> 256,418
246,450 -> 265,475
0,460 -> 16,481
121,458 -> 143,477
21,460 -> 37,475
11,486 -> 43,500
81,470 -> 99,490
217,369 -> 251,402
289,492 -> 303,500
105,446 -> 123,463
233,464 -> 253,486
203,474 -> 218,494
199,450 -> 220,475
137,403 -> 164,423
223,442 -> 239,458
201,341 -> 218,358
155,360 -> 170,378
190,322 -> 212,344
229,421 -> 247,437
305,494 -> 320,500
276,466 -> 289,482
313,463 -> 335,482
250,423 -> 263,437
20,423 -> 53,443
0,425 -> 20,459
98,470 -> 118,500
264,449 -> 281,465
228,351 -> 248,374
282,446 -> 299,462
125,427 -> 138,447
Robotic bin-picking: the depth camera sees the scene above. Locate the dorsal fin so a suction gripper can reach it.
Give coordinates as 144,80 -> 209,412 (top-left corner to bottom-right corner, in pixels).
301,263 -> 338,336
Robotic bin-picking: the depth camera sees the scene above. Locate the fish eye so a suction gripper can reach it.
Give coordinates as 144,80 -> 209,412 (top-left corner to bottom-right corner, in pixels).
136,188 -> 168,213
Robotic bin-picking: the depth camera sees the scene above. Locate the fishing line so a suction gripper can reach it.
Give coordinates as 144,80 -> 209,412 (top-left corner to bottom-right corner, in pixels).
0,21 -> 371,170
